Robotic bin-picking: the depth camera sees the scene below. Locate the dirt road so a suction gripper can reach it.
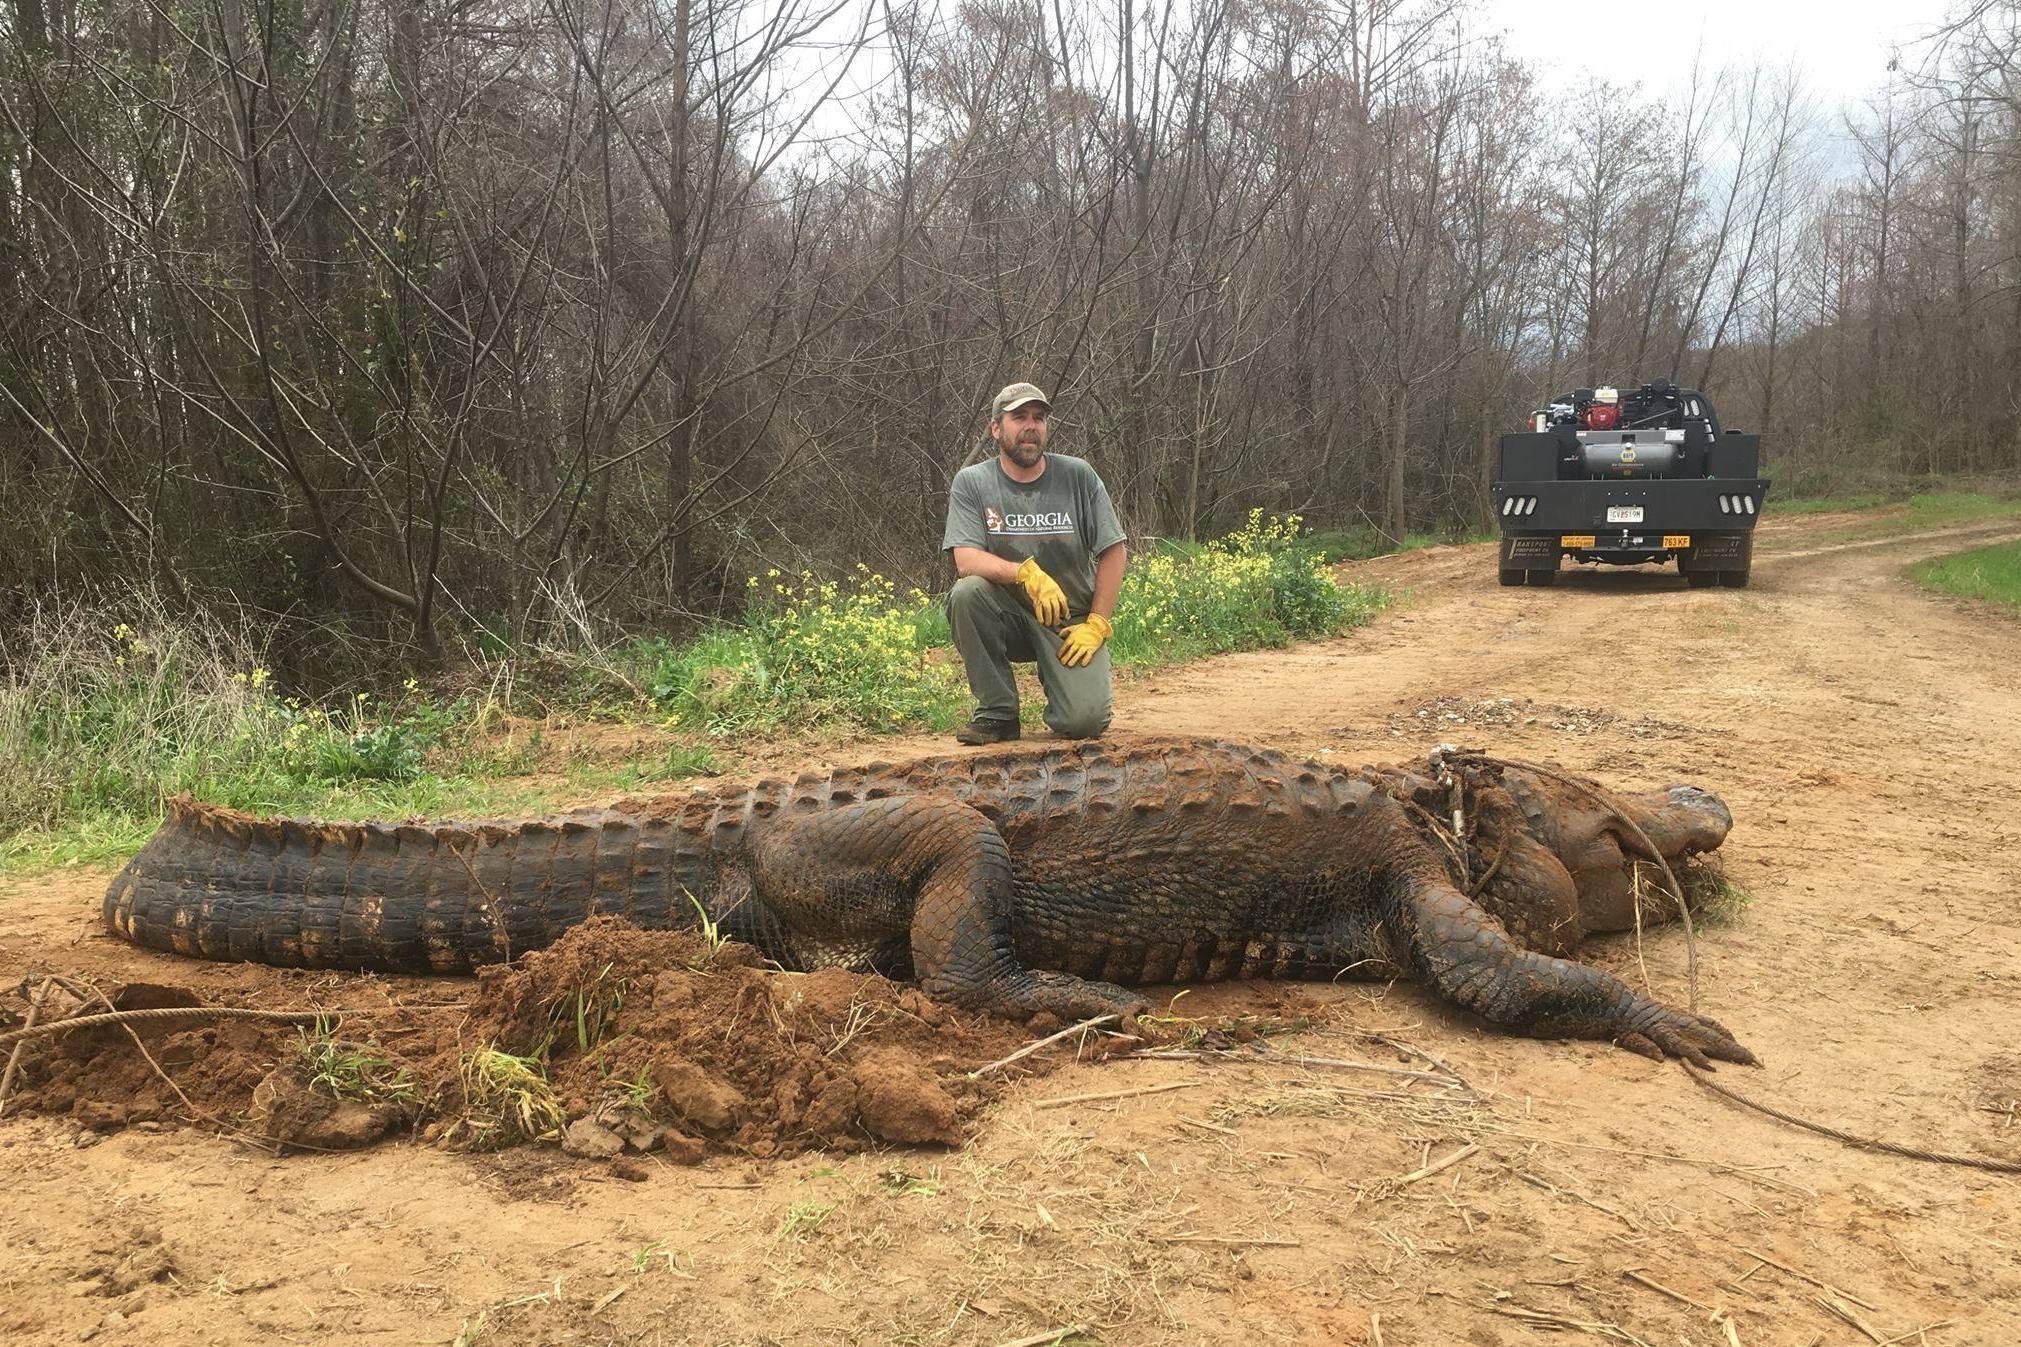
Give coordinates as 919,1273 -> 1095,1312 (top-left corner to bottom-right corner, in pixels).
4,510 -> 2018,1347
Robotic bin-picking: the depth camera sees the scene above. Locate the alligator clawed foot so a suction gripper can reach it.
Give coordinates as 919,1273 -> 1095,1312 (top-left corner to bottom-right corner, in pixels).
1011,970 -> 1150,1026
1617,1004 -> 1758,1068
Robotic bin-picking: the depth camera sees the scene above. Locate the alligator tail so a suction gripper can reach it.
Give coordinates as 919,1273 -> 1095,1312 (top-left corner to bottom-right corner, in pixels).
103,798 -> 701,974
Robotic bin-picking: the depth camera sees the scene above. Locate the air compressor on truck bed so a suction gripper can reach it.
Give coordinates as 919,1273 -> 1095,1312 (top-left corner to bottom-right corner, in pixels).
1493,380 -> 1769,588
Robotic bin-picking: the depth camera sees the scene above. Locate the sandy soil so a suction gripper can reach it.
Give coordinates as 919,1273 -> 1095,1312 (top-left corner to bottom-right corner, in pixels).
3,509 -> 2018,1347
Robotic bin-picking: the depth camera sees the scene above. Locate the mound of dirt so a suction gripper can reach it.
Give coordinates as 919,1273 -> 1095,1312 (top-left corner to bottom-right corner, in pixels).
449,917 -> 1041,1158
1,918 -> 1069,1161
2,982 -> 291,1136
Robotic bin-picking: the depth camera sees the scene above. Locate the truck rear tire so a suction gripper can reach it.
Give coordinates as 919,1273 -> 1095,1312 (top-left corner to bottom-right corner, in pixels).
1719,569 -> 1750,588
1499,568 -> 1526,587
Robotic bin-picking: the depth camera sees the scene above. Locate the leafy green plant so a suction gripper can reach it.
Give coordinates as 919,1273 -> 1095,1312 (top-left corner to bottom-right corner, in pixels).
540,962 -> 631,1055
296,1021 -> 417,1104
1109,511 -> 1387,665
779,1200 -> 837,1238
451,1047 -> 566,1149
681,888 -> 731,968
1678,858 -> 1754,930
628,1239 -> 684,1274
879,1168 -> 942,1197
640,566 -> 968,735
617,1066 -> 660,1113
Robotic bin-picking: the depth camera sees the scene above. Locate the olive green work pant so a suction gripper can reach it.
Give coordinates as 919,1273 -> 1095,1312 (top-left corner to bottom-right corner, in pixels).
946,575 -> 1112,738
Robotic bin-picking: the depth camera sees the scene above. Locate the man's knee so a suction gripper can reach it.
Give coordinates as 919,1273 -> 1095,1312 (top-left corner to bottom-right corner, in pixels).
1048,705 -> 1112,739
948,575 -> 997,613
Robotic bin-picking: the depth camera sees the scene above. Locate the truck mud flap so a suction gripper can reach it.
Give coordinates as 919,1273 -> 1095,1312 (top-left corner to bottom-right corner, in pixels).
1501,537 -> 1560,566
1678,533 -> 1753,571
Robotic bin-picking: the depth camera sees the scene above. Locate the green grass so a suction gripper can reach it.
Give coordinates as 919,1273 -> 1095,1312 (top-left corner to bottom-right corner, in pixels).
1910,540 -> 2021,609
1759,489 -> 2021,551
1304,526 -> 1496,563
1892,491 -> 2021,528
2,514 -> 1389,875
450,1047 -> 566,1150
1773,491 -> 1897,515
296,1022 -> 418,1105
778,1200 -> 838,1238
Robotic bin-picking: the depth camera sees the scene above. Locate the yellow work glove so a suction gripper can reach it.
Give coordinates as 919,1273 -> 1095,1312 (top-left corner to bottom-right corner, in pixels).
1058,613 -> 1112,668
1016,557 -> 1070,626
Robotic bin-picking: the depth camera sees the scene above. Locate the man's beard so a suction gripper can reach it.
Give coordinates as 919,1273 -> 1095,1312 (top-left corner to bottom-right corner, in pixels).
1006,437 -> 1043,468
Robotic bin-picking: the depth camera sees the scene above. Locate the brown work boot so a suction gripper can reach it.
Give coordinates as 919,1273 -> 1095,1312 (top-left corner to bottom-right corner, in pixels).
954,717 -> 1020,746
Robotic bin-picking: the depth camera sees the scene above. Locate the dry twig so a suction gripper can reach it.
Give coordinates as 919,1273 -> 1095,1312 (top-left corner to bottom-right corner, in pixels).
1034,1081 -> 1199,1110
969,1015 -> 1119,1079
1395,1142 -> 1479,1186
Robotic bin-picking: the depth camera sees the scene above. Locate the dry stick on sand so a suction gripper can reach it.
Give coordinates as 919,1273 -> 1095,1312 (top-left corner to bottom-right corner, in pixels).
968,1014 -> 1119,1079
1815,1293 -> 1887,1343
0,976 -> 56,1116
1156,1233 -> 1302,1247
1516,1170 -> 1643,1232
1128,1046 -> 1469,1091
1736,1247 -> 1877,1311
1482,1126 -> 1817,1197
1366,1034 -> 1476,1090
1620,1268 -> 1714,1312
1034,1081 -> 1199,1110
1395,1142 -> 1479,1186
1492,1302 -> 1656,1346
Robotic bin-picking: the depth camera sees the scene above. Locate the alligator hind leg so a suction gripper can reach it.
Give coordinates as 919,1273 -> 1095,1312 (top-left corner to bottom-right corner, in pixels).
1388,864 -> 1755,1066
745,794 -> 1148,1022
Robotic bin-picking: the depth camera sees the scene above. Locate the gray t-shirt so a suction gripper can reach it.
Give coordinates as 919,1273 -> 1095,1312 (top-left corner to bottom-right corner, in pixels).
942,453 -> 1127,621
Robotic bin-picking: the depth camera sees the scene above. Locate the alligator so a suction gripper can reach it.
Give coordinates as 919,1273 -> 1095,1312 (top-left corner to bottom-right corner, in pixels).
103,736 -> 1754,1065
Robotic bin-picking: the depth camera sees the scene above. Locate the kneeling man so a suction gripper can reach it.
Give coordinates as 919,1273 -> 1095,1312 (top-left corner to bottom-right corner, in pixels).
942,382 -> 1128,745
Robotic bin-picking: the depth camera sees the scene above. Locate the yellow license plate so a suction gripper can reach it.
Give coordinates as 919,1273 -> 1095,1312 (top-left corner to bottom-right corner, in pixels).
1663,534 -> 1691,548
1560,535 -> 1596,548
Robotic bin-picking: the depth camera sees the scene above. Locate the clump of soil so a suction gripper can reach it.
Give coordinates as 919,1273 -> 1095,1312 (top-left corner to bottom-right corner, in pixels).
2,982 -> 290,1135
2,918 -> 1067,1161
454,917 -> 1037,1158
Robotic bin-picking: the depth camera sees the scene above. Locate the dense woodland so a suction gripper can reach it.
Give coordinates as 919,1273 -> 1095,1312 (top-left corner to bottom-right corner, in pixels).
2,0 -> 2018,665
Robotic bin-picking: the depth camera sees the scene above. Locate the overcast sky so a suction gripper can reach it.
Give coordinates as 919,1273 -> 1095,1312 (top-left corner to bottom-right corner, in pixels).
1484,0 -> 1962,106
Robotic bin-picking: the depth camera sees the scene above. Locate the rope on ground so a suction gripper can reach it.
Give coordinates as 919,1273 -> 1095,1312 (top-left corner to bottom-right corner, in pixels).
1682,1061 -> 2021,1175
0,1005 -> 341,1048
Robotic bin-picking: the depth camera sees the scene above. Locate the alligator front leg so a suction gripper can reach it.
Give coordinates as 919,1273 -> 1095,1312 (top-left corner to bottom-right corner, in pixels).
1392,870 -> 1756,1067
746,796 -> 1147,1023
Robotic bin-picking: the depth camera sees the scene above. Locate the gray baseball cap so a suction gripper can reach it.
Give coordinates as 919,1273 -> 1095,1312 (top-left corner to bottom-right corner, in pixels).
991,382 -> 1050,415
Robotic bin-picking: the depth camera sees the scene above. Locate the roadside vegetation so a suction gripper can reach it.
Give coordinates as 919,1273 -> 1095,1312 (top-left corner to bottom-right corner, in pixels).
1772,487 -> 2021,523
1758,488 -> 2021,550
1304,526 -> 1498,563
0,515 -> 1382,873
1910,540 -> 2021,610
